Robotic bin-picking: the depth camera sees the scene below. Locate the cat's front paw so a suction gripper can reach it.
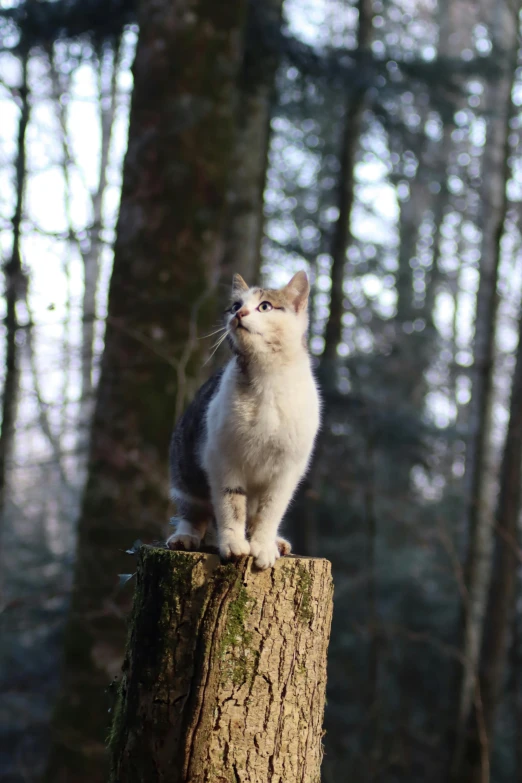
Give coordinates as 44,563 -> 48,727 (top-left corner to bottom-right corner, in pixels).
250,539 -> 280,570
219,534 -> 251,560
167,532 -> 201,551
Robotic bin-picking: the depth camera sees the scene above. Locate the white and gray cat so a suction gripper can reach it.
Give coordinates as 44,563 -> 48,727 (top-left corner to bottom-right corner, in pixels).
167,271 -> 321,569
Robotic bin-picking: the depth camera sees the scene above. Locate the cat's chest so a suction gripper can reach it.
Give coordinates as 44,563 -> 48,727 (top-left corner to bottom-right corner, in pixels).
232,376 -> 317,448
237,389 -> 284,431
204,365 -> 319,472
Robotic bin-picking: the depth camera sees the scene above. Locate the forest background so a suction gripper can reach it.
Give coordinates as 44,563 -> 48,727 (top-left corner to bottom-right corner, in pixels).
1,0 -> 522,782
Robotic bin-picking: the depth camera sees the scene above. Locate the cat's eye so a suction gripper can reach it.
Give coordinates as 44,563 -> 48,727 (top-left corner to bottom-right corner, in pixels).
258,301 -> 273,312
230,301 -> 241,313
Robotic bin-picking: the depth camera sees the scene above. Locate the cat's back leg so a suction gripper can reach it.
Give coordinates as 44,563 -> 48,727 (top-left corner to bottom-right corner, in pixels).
167,490 -> 212,551
276,536 -> 292,556
168,402 -> 213,551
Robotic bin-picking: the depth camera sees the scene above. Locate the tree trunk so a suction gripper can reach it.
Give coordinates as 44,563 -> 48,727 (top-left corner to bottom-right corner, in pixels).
321,0 -> 373,371
220,0 -> 283,289
513,599 -> 522,783
464,305 -> 522,783
109,548 -> 333,783
45,1 -> 248,780
79,40 -> 121,441
0,51 -> 29,585
450,4 -> 519,779
294,0 -> 375,559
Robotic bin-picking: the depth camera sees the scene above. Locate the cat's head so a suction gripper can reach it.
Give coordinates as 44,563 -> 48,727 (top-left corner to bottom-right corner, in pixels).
226,271 -> 310,363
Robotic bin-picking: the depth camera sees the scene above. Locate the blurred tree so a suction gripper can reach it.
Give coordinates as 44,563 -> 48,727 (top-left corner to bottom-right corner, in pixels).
0,12 -> 135,779
322,0 -> 373,372
467,301 -> 522,782
513,599 -> 522,782
46,38 -> 123,444
0,48 -> 29,584
287,0 -> 375,558
0,0 -> 136,47
220,0 -> 284,290
451,3 -> 520,778
44,0 -> 248,779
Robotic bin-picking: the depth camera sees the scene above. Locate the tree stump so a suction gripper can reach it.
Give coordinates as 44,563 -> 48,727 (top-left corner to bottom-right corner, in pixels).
109,547 -> 333,783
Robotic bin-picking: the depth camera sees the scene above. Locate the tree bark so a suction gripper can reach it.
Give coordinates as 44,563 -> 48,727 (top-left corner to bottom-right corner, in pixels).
109,548 -> 333,783
45,1 -> 248,780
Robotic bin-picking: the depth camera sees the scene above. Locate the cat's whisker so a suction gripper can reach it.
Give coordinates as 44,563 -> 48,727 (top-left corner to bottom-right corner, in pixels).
210,330 -> 230,350
214,331 -> 230,352
204,342 -> 226,367
204,330 -> 230,366
208,337 -> 223,353
198,326 -> 227,340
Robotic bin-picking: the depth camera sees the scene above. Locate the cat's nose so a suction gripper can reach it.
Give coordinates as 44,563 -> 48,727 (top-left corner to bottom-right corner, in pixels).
236,307 -> 249,320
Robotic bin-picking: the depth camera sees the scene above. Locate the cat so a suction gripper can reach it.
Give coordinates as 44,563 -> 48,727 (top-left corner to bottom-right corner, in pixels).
166,270 -> 321,569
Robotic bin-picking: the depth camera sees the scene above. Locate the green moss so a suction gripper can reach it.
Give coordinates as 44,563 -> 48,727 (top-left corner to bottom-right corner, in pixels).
145,546 -> 200,584
219,561 -> 243,585
146,548 -> 204,624
219,570 -> 258,686
221,583 -> 252,651
294,562 -> 314,625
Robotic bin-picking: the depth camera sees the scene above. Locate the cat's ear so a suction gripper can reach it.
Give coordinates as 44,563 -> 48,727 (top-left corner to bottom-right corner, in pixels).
285,271 -> 310,312
232,273 -> 249,294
